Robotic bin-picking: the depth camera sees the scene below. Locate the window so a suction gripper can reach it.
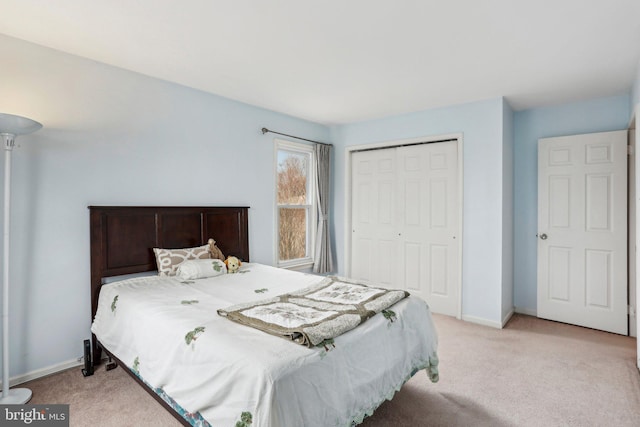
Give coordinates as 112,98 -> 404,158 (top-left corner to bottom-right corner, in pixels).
275,140 -> 316,268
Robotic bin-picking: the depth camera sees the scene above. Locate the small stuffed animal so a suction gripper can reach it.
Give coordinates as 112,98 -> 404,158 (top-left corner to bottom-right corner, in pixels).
224,256 -> 241,273
207,238 -> 225,260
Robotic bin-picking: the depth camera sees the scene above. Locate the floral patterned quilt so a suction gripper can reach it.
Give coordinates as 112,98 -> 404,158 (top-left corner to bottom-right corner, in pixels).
218,277 -> 409,347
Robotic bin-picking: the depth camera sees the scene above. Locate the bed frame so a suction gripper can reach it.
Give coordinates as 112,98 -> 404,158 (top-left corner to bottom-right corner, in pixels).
88,206 -> 249,424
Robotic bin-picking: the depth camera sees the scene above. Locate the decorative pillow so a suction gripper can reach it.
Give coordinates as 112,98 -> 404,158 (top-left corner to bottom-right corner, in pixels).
153,244 -> 211,276
207,238 -> 225,261
176,259 -> 227,280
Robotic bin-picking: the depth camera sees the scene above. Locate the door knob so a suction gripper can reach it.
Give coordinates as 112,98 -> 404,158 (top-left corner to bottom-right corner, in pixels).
539,233 -> 548,240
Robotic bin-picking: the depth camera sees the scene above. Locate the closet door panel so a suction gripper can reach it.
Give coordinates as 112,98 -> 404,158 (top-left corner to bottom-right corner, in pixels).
351,149 -> 399,288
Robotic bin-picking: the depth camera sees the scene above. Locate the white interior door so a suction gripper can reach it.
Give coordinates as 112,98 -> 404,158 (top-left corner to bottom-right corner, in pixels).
351,141 -> 459,316
537,130 -> 627,335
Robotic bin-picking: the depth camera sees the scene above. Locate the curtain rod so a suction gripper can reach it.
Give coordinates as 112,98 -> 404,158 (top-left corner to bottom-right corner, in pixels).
261,127 -> 333,146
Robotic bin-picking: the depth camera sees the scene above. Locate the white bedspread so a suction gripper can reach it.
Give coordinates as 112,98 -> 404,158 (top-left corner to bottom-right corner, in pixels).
91,263 -> 438,427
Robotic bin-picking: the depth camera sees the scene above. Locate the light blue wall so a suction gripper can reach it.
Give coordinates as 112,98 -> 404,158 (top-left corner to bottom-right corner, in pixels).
330,98 -> 508,324
0,34 -> 329,378
513,95 -> 630,313
502,100 -> 514,322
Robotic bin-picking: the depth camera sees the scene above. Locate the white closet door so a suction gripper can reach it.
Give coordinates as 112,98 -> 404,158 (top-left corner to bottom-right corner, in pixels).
351,141 -> 459,316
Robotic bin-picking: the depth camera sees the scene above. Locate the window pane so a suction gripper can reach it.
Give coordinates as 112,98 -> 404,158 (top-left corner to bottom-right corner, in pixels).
277,151 -> 309,205
279,207 -> 307,261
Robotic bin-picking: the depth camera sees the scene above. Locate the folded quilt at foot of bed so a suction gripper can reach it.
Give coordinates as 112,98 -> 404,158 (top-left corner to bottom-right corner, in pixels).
218,276 -> 409,347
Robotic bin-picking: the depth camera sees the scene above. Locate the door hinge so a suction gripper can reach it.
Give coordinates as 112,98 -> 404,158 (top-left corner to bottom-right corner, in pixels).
628,145 -> 634,155
629,305 -> 637,317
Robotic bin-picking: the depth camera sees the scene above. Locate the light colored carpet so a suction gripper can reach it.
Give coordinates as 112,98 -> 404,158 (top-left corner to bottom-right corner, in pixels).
24,314 -> 640,426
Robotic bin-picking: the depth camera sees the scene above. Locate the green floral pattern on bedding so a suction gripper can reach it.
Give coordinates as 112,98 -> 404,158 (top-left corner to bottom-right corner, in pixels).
111,295 -> 118,314
382,309 -> 397,323
235,411 -> 252,427
185,327 -> 205,347
317,338 -> 336,351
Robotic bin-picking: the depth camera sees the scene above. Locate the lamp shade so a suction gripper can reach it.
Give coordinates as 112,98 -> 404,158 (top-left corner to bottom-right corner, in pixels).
0,113 -> 42,136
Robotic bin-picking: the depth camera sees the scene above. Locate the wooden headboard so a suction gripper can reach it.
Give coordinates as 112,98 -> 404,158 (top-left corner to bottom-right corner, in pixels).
89,206 -> 249,361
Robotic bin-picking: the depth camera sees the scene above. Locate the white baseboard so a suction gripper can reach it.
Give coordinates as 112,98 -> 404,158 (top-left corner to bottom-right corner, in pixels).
462,314 -> 503,329
0,358 -> 83,390
514,307 -> 537,317
502,308 -> 515,327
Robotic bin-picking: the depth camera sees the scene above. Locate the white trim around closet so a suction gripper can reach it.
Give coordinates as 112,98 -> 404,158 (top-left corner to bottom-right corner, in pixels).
343,133 -> 464,319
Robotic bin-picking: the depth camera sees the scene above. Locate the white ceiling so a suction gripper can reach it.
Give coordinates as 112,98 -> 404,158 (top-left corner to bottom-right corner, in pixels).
1,0 -> 639,125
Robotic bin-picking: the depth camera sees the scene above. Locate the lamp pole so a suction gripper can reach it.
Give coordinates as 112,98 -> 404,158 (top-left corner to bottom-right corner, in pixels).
0,113 -> 42,404
0,132 -> 31,403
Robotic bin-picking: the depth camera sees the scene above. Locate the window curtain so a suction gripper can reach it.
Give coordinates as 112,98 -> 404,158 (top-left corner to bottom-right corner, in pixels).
313,144 -> 334,273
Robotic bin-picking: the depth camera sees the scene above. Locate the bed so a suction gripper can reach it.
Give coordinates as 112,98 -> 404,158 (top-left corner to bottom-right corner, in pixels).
89,206 -> 439,427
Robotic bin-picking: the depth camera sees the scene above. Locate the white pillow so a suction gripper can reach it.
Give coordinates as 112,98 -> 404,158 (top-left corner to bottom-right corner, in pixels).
176,259 -> 227,280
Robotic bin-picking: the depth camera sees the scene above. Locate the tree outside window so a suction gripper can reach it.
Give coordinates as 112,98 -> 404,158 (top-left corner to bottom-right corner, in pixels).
276,141 -> 315,266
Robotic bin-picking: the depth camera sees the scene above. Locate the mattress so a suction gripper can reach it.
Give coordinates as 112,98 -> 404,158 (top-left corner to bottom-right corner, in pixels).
91,263 -> 438,427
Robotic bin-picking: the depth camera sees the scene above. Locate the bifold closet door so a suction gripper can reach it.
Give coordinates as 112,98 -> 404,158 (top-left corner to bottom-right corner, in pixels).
351,141 -> 459,316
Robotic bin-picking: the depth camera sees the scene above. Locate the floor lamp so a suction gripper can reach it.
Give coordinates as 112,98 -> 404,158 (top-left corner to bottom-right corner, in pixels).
0,113 -> 42,404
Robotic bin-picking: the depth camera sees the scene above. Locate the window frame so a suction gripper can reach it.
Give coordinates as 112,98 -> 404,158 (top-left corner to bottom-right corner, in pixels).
274,139 -> 317,269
